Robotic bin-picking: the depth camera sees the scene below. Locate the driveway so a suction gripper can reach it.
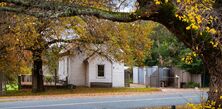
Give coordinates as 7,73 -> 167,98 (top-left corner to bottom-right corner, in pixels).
0,89 -> 207,109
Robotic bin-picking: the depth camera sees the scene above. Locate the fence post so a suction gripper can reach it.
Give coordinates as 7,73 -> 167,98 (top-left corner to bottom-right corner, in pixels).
171,105 -> 176,109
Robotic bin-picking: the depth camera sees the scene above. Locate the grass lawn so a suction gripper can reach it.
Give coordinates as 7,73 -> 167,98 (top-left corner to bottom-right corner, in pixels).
1,87 -> 160,97
0,100 -> 18,102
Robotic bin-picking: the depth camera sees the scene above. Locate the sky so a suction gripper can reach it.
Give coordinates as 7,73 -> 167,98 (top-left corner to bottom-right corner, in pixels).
113,0 -> 136,12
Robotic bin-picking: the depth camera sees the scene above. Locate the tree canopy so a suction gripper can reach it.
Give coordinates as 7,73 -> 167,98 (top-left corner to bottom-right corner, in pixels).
0,0 -> 155,92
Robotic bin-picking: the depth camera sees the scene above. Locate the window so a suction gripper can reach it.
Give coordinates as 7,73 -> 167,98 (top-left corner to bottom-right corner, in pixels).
98,65 -> 105,77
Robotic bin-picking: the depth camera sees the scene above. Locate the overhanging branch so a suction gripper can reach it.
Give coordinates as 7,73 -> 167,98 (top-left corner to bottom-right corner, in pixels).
1,0 -> 31,7
0,0 -> 216,54
45,38 -> 80,48
0,0 -> 158,21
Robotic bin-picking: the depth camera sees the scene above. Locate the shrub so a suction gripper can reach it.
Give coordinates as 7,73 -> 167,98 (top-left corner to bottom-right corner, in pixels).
5,84 -> 18,91
45,76 -> 53,84
186,82 -> 200,88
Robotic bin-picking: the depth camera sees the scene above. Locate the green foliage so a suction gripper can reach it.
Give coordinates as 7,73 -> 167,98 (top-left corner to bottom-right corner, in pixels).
177,49 -> 204,74
127,78 -> 133,83
185,82 -> 200,88
43,46 -> 61,75
145,24 -> 204,74
145,24 -> 184,66
5,84 -> 18,91
45,76 -> 53,83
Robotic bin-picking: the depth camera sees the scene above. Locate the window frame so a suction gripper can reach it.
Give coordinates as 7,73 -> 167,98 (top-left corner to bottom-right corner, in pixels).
97,64 -> 105,78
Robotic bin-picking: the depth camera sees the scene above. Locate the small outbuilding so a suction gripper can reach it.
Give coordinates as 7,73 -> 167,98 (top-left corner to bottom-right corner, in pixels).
133,66 -> 202,88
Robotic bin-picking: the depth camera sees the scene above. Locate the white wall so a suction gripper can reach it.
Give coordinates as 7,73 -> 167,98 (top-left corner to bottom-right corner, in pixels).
133,67 -> 138,84
88,56 -> 112,87
68,53 -> 86,86
112,62 -> 125,87
58,56 -> 68,80
143,67 -> 147,84
138,67 -> 144,84
85,63 -> 90,87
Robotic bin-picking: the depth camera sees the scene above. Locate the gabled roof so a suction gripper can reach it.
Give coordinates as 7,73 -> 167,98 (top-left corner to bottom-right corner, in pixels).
83,51 -> 113,64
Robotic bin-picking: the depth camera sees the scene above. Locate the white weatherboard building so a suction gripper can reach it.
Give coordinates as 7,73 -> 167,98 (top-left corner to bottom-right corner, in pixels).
58,51 -> 125,87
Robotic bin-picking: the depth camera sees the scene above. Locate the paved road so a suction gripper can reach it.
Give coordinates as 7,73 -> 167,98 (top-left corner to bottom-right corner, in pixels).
0,91 -> 207,109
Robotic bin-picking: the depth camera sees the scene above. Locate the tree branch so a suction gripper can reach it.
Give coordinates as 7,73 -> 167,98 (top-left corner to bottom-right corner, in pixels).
46,38 -> 80,48
0,0 -> 216,54
0,6 -> 49,17
1,0 -> 31,6
0,0 -> 158,21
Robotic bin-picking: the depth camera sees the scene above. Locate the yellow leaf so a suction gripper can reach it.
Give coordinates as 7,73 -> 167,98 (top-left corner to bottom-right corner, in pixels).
154,0 -> 161,5
186,26 -> 191,30
193,52 -> 197,57
191,25 -> 199,30
155,1 -> 161,5
209,28 -> 217,34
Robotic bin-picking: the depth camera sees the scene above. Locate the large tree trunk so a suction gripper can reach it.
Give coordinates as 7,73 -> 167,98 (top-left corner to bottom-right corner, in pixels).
204,3 -> 222,107
208,73 -> 222,106
151,4 -> 222,106
32,50 -> 44,92
203,52 -> 222,106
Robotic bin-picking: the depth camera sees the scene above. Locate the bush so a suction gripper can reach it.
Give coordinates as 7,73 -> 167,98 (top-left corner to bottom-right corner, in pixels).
45,76 -> 53,84
6,84 -> 18,91
127,79 -> 133,83
186,82 -> 200,88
